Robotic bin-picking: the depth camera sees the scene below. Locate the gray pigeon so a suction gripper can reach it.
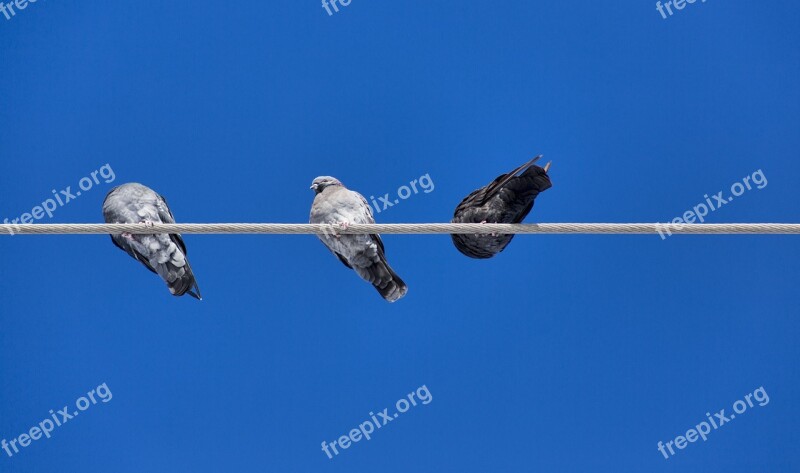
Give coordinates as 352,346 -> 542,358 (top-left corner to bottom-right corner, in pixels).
102,183 -> 201,300
310,176 -> 408,302
451,156 -> 552,259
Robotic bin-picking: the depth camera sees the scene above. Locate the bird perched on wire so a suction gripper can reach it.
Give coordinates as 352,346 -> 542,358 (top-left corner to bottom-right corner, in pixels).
102,183 -> 202,300
309,176 -> 408,302
451,156 -> 552,259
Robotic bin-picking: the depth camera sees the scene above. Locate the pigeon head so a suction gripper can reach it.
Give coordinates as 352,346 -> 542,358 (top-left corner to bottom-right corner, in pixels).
310,176 -> 343,194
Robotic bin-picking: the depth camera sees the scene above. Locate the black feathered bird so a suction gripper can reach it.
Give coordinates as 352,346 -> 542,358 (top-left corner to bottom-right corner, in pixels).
451,156 -> 552,259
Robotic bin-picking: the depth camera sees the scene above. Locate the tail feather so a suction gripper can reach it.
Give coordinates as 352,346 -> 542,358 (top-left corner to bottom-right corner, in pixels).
477,156 -> 543,205
516,164 -> 553,195
375,260 -> 407,303
164,261 -> 202,300
140,234 -> 201,301
361,255 -> 407,302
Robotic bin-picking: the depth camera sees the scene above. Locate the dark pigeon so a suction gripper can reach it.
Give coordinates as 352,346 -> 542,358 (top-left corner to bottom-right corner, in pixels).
102,183 -> 201,300
451,156 -> 552,259
310,176 -> 408,302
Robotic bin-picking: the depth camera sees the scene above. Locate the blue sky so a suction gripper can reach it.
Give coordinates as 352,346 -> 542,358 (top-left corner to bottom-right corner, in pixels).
1,1 -> 798,471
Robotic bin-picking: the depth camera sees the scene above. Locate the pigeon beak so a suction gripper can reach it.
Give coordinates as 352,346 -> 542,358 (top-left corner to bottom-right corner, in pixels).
543,161 -> 552,173
310,184 -> 318,190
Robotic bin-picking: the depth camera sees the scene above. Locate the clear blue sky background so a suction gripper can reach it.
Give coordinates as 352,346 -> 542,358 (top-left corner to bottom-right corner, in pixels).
1,1 -> 798,471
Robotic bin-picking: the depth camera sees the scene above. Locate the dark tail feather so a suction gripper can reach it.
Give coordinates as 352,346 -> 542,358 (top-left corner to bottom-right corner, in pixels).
166,262 -> 202,301
479,155 -> 543,205
369,257 -> 408,303
185,281 -> 202,300
505,165 -> 553,225
515,164 -> 553,196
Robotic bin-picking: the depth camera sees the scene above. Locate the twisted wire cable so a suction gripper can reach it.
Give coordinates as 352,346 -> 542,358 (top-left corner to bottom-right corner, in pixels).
1,223 -> 798,235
